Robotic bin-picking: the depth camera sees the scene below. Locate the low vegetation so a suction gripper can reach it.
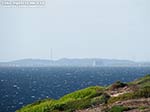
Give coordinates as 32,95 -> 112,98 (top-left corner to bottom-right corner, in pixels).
109,81 -> 127,91
16,74 -> 150,112
17,86 -> 106,112
129,74 -> 150,87
108,106 -> 130,112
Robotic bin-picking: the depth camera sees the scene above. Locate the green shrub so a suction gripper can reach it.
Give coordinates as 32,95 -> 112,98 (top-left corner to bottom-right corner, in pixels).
60,86 -> 104,102
134,86 -> 150,98
110,81 -> 127,90
108,106 -> 130,112
108,92 -> 134,104
91,93 -> 110,105
16,86 -> 104,112
130,74 -> 150,87
138,106 -> 148,110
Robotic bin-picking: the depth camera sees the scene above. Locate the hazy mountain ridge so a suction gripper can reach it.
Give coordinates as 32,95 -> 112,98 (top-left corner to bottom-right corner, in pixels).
0,58 -> 149,67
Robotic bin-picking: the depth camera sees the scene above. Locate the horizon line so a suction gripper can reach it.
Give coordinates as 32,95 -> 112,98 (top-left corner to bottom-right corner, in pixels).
0,57 -> 149,63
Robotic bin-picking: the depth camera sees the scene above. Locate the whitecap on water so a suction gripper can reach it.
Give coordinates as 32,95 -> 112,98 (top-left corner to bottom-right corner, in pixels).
19,102 -> 23,105
13,85 -> 20,90
55,84 -> 61,87
66,73 -> 71,75
33,81 -> 37,84
11,105 -> 15,108
32,89 -> 36,91
31,96 -> 35,98
13,85 -> 18,88
4,95 -> 9,98
1,79 -> 4,82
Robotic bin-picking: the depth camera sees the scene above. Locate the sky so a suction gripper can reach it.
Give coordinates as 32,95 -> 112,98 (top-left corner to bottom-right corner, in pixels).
0,0 -> 150,62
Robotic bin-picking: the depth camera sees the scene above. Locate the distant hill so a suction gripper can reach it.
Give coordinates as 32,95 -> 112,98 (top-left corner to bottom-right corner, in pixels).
16,74 -> 150,112
0,58 -> 150,67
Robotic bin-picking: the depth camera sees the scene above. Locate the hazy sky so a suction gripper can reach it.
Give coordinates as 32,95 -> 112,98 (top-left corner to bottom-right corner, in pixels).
0,0 -> 150,61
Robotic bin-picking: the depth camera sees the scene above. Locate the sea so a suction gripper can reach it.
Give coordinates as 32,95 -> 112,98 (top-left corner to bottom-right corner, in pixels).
0,67 -> 150,112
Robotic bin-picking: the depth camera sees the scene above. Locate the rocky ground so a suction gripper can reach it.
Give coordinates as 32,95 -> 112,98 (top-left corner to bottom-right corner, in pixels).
76,98 -> 150,112
76,81 -> 150,112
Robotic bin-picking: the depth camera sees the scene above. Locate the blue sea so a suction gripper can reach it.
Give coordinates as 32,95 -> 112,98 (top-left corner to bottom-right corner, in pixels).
0,67 -> 150,112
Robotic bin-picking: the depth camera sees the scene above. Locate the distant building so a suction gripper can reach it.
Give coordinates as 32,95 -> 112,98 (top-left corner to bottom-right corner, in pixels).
92,60 -> 96,67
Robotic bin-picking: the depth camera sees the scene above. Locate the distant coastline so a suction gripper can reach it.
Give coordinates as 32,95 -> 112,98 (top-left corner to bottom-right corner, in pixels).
0,58 -> 150,67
